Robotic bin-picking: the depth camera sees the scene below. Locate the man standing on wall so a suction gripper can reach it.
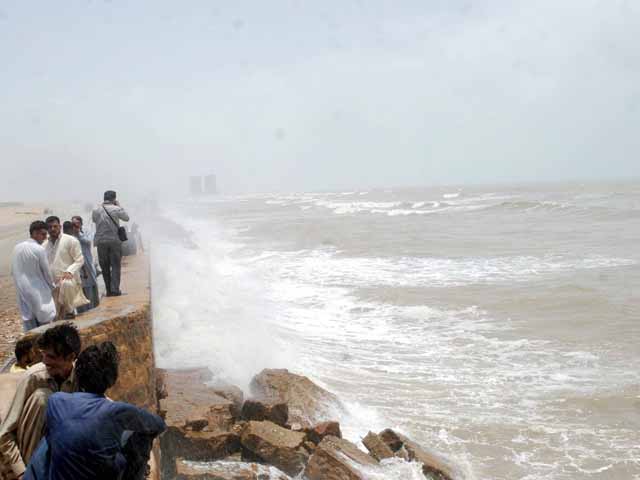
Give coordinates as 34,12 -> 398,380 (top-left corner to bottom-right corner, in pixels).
92,191 -> 129,297
11,221 -> 56,331
44,217 -> 88,320
71,216 -> 100,312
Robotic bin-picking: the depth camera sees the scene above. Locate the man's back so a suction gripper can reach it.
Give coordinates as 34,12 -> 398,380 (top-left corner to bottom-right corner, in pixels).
92,203 -> 129,245
44,392 -> 164,480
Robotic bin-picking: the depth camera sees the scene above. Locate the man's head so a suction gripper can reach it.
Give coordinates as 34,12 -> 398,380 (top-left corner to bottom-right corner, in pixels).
15,336 -> 39,369
37,323 -> 81,381
29,220 -> 48,244
45,216 -> 61,241
104,190 -> 117,202
76,342 -> 119,395
62,221 -> 73,235
71,216 -> 83,236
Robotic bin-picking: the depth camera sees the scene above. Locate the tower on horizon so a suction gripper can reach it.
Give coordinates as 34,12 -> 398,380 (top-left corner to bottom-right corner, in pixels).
204,174 -> 217,195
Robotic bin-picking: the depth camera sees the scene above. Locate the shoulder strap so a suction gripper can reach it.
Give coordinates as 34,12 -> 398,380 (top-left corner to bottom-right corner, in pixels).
103,205 -> 120,228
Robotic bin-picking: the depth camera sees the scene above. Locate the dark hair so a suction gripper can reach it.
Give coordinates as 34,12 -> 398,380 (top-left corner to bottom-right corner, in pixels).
104,190 -> 117,201
71,215 -> 83,224
15,338 -> 34,362
29,220 -> 48,235
62,221 -> 73,234
45,216 -> 61,225
37,323 -> 81,358
76,342 -> 119,395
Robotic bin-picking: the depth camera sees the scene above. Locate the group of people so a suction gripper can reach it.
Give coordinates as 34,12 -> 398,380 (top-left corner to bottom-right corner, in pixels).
0,324 -> 165,479
11,191 -> 130,331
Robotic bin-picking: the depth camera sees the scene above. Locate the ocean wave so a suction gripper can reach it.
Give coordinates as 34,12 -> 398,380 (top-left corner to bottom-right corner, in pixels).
254,250 -> 637,289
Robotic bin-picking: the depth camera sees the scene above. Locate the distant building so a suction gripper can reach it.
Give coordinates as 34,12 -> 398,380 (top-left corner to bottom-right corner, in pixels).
189,176 -> 203,196
204,174 -> 217,195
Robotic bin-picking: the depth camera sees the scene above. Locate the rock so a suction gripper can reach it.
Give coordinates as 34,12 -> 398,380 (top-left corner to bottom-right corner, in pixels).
395,445 -> 410,461
212,385 -> 244,417
161,431 -> 241,478
303,441 -> 316,453
378,429 -> 458,480
160,369 -> 236,433
362,431 -> 394,461
241,399 -> 289,427
250,369 -> 342,428
175,458 -> 291,480
304,435 -> 378,480
379,428 -> 404,452
306,421 -> 342,444
240,420 -> 308,476
159,369 -> 240,478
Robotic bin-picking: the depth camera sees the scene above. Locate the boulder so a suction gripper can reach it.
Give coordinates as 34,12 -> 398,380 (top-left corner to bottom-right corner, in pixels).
212,385 -> 244,418
304,435 -> 378,480
241,399 -> 288,426
250,369 -> 342,428
306,421 -> 342,445
161,431 -> 240,477
378,429 -> 458,480
175,458 -> 291,480
362,431 -> 394,461
240,421 -> 307,476
159,369 -> 240,478
159,369 -> 236,433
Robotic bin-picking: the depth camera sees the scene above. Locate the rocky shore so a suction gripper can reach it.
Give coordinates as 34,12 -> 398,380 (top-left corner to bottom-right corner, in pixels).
158,367 -> 460,480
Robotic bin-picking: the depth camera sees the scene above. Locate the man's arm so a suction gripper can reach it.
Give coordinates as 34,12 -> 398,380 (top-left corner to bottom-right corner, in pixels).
115,207 -> 130,222
36,248 -> 55,289
91,208 -> 99,224
64,238 -> 84,276
113,403 -> 166,437
0,375 -> 38,479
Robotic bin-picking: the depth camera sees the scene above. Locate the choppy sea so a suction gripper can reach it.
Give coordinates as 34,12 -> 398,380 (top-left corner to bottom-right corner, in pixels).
152,181 -> 640,480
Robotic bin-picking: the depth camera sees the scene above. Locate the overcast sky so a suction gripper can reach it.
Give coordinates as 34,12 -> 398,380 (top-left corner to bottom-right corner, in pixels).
1,0 -> 639,200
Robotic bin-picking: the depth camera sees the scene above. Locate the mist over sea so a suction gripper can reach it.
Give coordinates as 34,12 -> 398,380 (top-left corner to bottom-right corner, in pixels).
152,181 -> 640,480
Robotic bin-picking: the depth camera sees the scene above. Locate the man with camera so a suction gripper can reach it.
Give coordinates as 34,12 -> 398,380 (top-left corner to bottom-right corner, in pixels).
92,190 -> 129,297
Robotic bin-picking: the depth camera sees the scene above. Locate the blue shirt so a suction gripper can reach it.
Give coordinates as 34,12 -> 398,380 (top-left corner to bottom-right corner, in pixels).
25,392 -> 165,480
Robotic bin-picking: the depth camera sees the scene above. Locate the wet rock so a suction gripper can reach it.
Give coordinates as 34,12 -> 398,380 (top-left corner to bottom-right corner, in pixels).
212,385 -> 244,417
306,421 -> 342,444
159,369 -> 239,478
250,369 -> 342,428
304,435 -> 378,480
395,445 -> 410,461
240,420 -> 308,476
241,398 -> 288,426
161,431 -> 241,478
362,431 -> 394,461
378,429 -> 458,480
160,369 -> 235,433
175,458 -> 291,480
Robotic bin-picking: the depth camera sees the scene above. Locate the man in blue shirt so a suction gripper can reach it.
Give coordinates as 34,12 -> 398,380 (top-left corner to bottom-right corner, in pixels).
25,342 -> 165,480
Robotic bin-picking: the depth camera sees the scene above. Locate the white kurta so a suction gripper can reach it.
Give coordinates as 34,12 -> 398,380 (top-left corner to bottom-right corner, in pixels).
11,239 -> 56,327
44,233 -> 89,311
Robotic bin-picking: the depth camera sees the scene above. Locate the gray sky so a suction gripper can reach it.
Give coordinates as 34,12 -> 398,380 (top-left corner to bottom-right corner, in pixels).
1,0 -> 639,200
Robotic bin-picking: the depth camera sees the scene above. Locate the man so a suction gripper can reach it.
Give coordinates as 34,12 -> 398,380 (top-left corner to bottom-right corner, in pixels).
11,221 -> 56,331
71,216 -> 100,313
43,216 -> 88,320
0,324 -> 80,480
9,338 -> 41,374
92,191 -> 129,296
24,342 -> 165,480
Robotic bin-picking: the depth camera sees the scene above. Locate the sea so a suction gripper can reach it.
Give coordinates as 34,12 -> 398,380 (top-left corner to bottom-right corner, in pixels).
151,181 -> 640,480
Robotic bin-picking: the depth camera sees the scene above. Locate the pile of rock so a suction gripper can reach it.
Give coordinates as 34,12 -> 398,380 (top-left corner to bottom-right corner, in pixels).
157,367 -> 459,480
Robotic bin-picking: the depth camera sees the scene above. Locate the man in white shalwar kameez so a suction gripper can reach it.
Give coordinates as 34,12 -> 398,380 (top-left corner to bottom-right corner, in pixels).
43,216 -> 89,319
11,221 -> 57,331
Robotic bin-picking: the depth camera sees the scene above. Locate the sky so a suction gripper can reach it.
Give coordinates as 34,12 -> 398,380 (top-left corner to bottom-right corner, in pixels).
0,0 -> 639,200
